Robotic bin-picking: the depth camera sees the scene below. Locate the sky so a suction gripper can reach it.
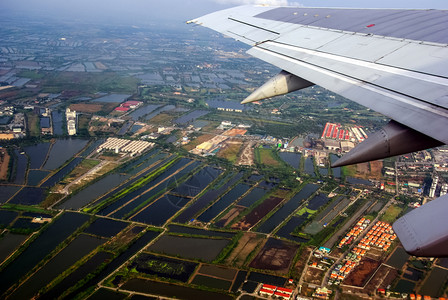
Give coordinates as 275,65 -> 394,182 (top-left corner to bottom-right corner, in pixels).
1,0 -> 447,25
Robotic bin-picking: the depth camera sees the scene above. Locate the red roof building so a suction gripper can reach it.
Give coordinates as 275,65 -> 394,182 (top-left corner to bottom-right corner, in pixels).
114,107 -> 129,112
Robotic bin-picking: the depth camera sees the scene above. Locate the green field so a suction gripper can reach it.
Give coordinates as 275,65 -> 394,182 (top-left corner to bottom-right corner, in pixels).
380,205 -> 403,223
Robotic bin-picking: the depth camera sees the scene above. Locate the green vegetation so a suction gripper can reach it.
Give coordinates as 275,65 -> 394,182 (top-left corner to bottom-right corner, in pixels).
255,147 -> 282,167
296,207 -> 317,216
26,112 -> 40,137
213,232 -> 242,264
380,205 -> 403,223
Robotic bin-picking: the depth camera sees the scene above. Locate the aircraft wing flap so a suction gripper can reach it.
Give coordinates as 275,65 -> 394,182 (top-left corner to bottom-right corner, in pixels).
247,45 -> 448,144
376,42 -> 448,78
258,41 -> 448,110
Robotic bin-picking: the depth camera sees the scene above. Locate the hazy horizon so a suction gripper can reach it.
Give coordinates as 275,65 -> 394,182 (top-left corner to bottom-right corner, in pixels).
1,0 -> 447,27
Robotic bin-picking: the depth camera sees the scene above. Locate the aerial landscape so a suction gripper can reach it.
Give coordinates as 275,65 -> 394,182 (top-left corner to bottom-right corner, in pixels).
0,0 -> 448,299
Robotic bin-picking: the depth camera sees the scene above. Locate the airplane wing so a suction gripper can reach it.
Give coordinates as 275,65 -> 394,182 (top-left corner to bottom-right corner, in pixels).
190,6 -> 448,257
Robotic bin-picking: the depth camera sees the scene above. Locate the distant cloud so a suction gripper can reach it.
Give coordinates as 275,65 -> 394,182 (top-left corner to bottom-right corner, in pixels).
214,0 -> 302,6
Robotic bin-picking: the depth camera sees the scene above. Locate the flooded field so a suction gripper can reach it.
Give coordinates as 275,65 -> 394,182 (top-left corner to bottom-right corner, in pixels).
84,218 -> 128,238
79,139 -> 104,158
0,233 -> 28,263
24,142 -> 50,169
67,230 -> 160,298
198,264 -> 237,281
279,152 -> 301,169
256,184 -> 319,234
393,279 -> 415,294
9,187 -> 45,205
148,235 -> 230,262
93,93 -> 131,103
197,183 -> 250,223
132,253 -> 198,282
231,271 -> 248,292
386,247 -> 410,269
232,196 -> 283,230
167,225 -> 235,238
191,275 -> 232,290
129,104 -> 161,121
247,271 -> 287,286
131,194 -> 192,226
41,157 -> 83,187
0,210 -> 19,226
27,170 -> 50,186
419,267 -> 448,297
237,187 -> 267,207
0,212 -> 90,294
12,150 -> 27,185
111,160 -> 199,219
174,172 -> 244,223
145,105 -> 175,121
173,110 -> 209,125
39,251 -> 113,300
275,215 -> 310,243
304,157 -> 315,176
43,139 -> 88,170
9,234 -> 106,299
121,278 -> 232,300
307,193 -> 330,210
249,238 -> 298,273
58,173 -> 130,209
172,166 -> 221,197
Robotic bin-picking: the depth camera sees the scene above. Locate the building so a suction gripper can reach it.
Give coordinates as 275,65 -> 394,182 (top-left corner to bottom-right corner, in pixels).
340,141 -> 355,153
324,139 -> 340,151
66,108 -> 77,136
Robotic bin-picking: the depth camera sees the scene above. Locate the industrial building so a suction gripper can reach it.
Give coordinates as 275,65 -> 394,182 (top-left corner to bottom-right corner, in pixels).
97,137 -> 153,155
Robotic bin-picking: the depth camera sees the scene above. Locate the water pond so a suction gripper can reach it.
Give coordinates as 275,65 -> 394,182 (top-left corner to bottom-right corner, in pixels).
419,267 -> 448,297
0,210 -> 19,227
12,149 -> 27,185
307,193 -> 330,210
279,152 -> 301,169
93,93 -> 131,103
197,183 -> 250,222
0,212 -> 90,293
24,143 -> 50,169
386,247 -> 410,269
173,110 -> 209,125
238,187 -> 267,207
171,166 -> 221,197
131,194 -> 192,226
9,234 -> 106,299
10,187 -> 45,205
0,185 -> 21,203
43,138 -> 88,170
65,230 -> 160,298
0,233 -> 28,264
129,104 -> 161,121
41,157 -> 83,188
191,275 -> 232,290
174,172 -> 244,223
256,184 -> 319,234
148,235 -> 230,262
275,215 -> 310,243
58,173 -> 130,209
27,170 -> 50,186
39,251 -> 112,300
231,271 -> 248,293
132,253 -> 198,282
121,278 -> 232,300
145,105 -> 175,121
167,225 -> 235,238
304,157 -> 315,176
83,218 -> 128,238
247,271 -> 287,286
